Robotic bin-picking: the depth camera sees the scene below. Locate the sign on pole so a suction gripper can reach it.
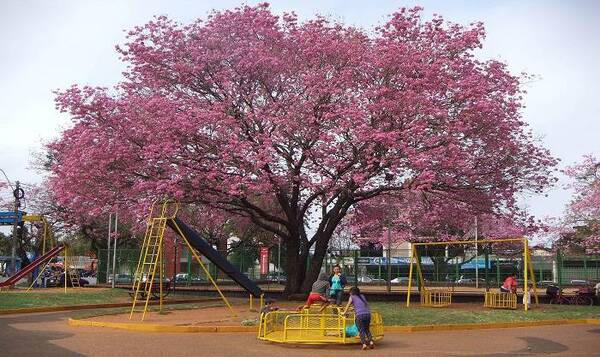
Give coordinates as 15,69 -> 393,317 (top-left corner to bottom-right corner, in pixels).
260,247 -> 269,275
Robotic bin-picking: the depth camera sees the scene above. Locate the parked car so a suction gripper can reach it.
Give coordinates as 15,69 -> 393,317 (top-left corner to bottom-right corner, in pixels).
570,279 -> 593,285
108,274 -> 134,284
358,276 -> 386,284
537,280 -> 556,287
174,273 -> 189,283
456,277 -> 486,284
265,272 -> 286,283
60,273 -> 90,287
390,277 -> 416,285
46,273 -> 90,287
80,270 -> 96,278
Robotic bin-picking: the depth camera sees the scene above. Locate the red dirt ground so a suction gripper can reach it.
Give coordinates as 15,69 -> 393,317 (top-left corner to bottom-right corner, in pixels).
88,299 -> 301,326
1,310 -> 599,356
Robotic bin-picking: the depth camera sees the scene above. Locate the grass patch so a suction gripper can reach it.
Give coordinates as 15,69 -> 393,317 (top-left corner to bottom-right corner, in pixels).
372,302 -> 600,326
0,288 -> 131,310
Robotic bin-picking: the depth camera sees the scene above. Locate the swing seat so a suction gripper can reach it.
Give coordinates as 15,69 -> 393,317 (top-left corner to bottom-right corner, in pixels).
420,289 -> 452,307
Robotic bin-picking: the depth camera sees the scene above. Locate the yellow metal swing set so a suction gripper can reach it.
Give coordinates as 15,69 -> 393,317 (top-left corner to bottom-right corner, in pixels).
406,237 -> 538,311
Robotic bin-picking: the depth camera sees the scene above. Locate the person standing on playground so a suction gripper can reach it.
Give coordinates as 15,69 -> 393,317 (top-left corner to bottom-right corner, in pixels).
299,272 -> 331,312
328,265 -> 347,306
500,272 -> 518,293
343,286 -> 374,350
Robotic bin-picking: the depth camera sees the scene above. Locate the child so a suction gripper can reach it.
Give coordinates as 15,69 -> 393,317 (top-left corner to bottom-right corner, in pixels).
522,285 -> 532,306
342,286 -> 374,350
328,265 -> 347,306
300,272 -> 330,312
500,272 -> 518,293
260,299 -> 279,314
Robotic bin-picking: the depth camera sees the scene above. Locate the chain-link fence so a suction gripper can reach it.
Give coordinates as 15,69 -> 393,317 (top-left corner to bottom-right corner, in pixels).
97,245 -> 600,289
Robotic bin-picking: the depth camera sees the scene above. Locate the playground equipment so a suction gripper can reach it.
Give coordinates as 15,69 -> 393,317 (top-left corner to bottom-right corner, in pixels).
406,237 -> 538,310
484,291 -> 517,309
258,306 -> 384,344
0,242 -> 81,292
0,211 -> 53,254
130,200 -> 263,320
420,289 -> 452,308
0,244 -> 65,289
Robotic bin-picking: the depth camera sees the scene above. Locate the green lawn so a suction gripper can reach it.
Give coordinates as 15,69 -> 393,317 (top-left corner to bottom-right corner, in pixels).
0,288 -> 131,310
372,302 -> 600,325
3,289 -> 600,327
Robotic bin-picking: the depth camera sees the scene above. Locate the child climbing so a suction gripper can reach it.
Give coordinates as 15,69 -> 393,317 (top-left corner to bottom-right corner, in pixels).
343,286 -> 374,350
501,272 -> 518,293
299,272 -> 331,312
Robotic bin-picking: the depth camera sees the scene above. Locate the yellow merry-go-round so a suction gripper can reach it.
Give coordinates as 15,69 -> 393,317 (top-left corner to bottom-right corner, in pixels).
258,305 -> 384,344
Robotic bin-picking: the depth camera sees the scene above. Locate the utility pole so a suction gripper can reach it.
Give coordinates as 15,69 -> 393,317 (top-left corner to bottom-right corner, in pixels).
111,212 -> 118,288
475,216 -> 479,289
11,181 -> 23,275
106,213 -> 112,284
386,224 -> 392,293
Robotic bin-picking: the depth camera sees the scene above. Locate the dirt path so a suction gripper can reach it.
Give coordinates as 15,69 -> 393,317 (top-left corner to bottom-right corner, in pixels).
2,310 -> 599,356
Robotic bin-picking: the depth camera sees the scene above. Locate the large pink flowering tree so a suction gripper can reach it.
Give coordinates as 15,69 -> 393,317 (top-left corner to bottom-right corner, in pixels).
48,5 -> 556,293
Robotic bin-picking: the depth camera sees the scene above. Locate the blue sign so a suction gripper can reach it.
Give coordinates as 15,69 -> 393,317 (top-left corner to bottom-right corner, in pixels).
461,259 -> 491,269
357,256 -> 433,266
0,211 -> 26,225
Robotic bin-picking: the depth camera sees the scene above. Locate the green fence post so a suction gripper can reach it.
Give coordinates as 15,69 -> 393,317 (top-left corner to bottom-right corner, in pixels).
186,247 -> 191,286
416,252 -> 422,291
496,256 -> 500,285
455,259 -> 459,281
484,252 -> 489,291
556,248 -> 562,288
584,256 -> 588,281
353,250 -> 358,286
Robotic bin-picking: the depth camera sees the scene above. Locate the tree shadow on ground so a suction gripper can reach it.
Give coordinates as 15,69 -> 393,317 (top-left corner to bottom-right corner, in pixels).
271,338 -> 406,351
0,313 -> 84,357
453,336 -> 569,356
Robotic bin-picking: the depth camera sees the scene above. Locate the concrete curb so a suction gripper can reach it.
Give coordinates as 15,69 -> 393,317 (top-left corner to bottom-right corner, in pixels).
385,319 -> 600,333
67,317 -> 600,334
0,298 -> 220,316
68,318 -> 257,333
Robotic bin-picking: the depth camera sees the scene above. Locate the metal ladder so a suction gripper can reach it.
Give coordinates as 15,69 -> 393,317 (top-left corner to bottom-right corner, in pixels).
68,269 -> 80,288
129,201 -> 178,321
64,247 -> 80,288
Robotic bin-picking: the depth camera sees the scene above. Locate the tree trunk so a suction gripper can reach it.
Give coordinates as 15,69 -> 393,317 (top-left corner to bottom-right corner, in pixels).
215,236 -> 228,280
283,237 -> 307,295
300,233 -> 330,292
282,231 -> 334,295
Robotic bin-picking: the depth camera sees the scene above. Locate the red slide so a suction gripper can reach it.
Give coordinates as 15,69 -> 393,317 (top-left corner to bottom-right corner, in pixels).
0,244 -> 65,288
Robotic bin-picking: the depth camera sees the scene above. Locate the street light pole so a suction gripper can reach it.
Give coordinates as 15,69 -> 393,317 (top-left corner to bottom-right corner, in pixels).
106,213 -> 112,284
11,181 -> 22,275
475,216 -> 479,289
386,224 -> 391,293
111,212 -> 118,288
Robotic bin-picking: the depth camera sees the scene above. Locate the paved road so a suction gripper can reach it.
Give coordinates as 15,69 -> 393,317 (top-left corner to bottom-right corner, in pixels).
2,311 -> 599,356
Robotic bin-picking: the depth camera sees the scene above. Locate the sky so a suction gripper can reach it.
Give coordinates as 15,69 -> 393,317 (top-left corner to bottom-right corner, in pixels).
0,0 -> 599,222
